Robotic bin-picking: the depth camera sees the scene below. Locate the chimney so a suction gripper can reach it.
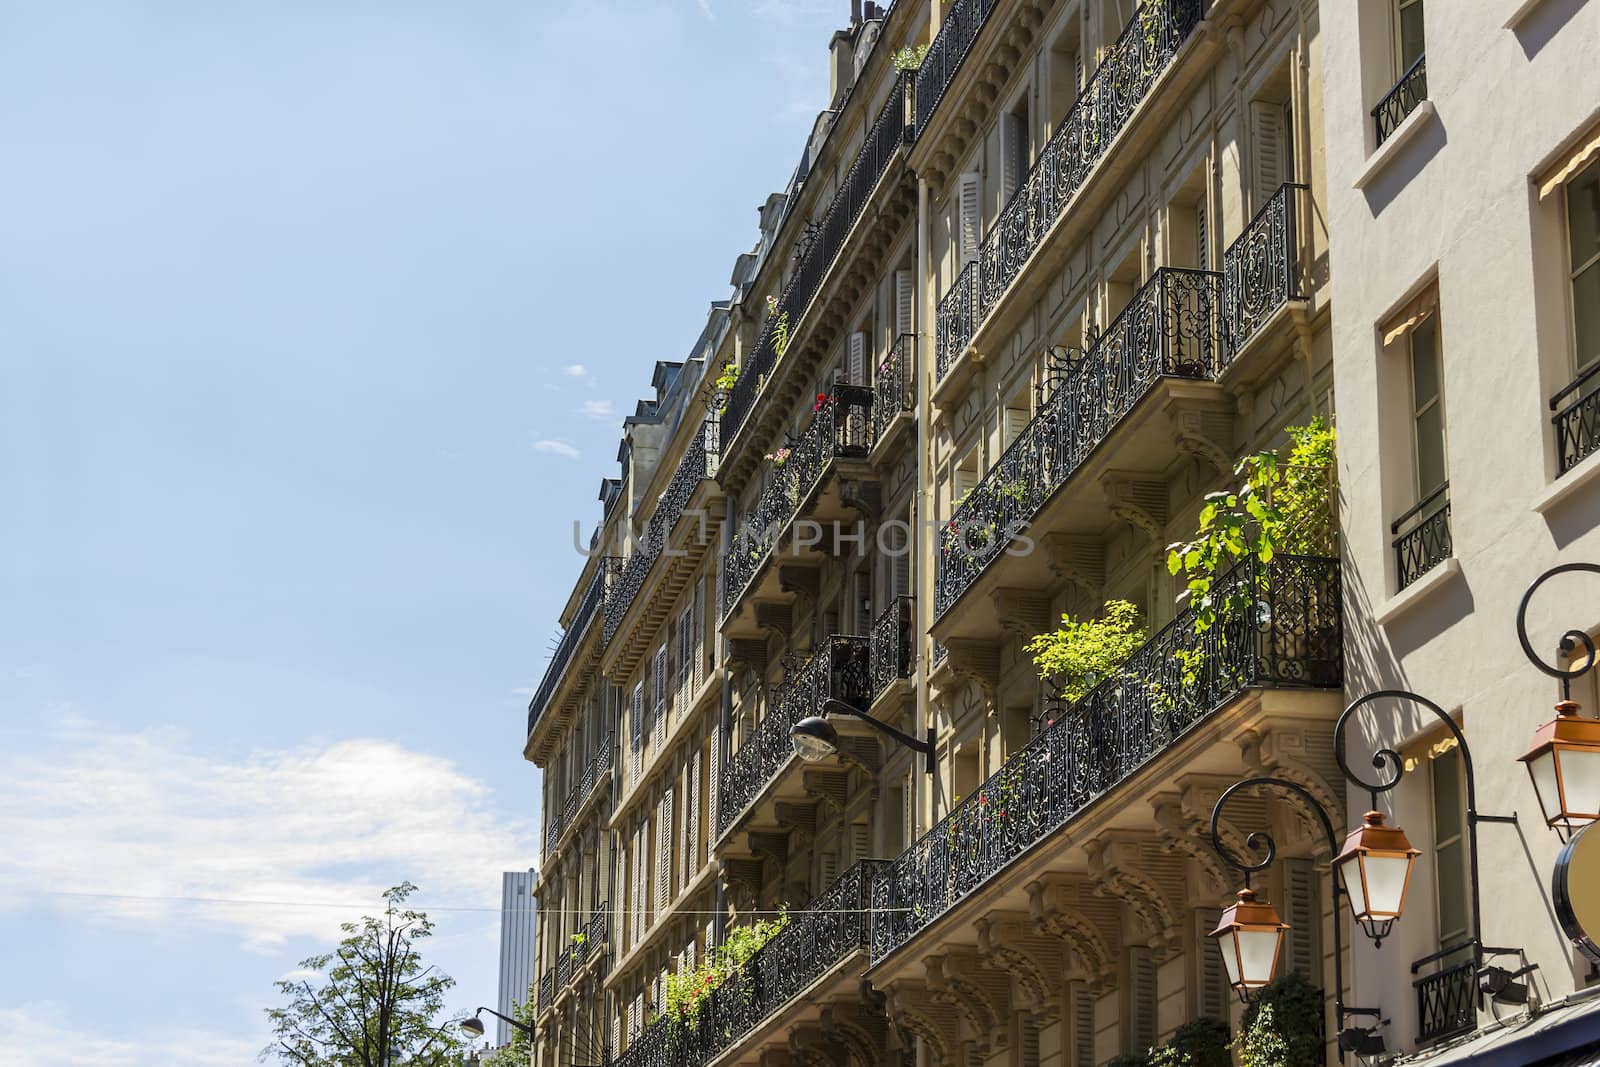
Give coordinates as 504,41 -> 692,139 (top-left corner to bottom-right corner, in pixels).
850,0 -> 863,26
829,28 -> 855,104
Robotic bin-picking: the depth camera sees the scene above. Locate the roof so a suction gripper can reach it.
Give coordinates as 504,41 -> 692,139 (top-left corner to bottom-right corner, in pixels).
1396,988 -> 1600,1067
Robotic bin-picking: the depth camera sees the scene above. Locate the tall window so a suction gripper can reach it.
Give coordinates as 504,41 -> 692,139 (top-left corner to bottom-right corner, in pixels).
1395,0 -> 1425,74
1430,746 -> 1469,952
1567,159 -> 1600,373
1386,287 -> 1451,590
1409,314 -> 1448,506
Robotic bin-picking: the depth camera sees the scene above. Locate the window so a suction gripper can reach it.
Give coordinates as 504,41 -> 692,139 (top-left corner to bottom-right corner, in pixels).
957,172 -> 982,265
953,448 -> 980,507
1431,746 -> 1470,952
1375,0 -> 1427,146
1567,160 -> 1600,373
1409,314 -> 1448,505
1002,99 -> 1030,204
1250,96 -> 1293,212
1385,285 -> 1452,590
1395,0 -> 1425,76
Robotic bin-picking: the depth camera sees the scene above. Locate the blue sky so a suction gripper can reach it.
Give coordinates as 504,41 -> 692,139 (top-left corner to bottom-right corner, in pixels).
0,1 -> 846,1061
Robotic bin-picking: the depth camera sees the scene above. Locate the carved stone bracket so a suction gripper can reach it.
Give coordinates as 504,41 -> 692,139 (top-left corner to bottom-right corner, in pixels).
756,601 -> 794,641
789,1024 -> 848,1067
802,769 -> 849,818
1039,533 -> 1105,605
990,587 -> 1051,642
1103,476 -> 1168,543
728,637 -> 769,677
838,478 -> 882,523
1149,792 -> 1230,901
883,981 -> 961,1067
1084,836 -> 1187,956
1238,725 -> 1342,838
724,857 -> 763,912
778,563 -> 820,603
749,831 -> 789,868
1170,408 -> 1234,475
1026,877 -> 1121,988
976,911 -> 1067,1018
774,801 -> 817,843
933,949 -> 1013,1051
941,637 -> 1002,707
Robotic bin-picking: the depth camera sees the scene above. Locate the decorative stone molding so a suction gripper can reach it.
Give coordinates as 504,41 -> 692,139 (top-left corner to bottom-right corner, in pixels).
1039,533 -> 1105,604
773,802 -> 817,843
1170,408 -> 1234,474
941,637 -> 1002,706
1104,476 -> 1168,543
1084,836 -> 1187,955
837,479 -> 881,523
1238,724 -> 1342,834
820,1000 -> 890,1067
990,587 -> 1051,641
802,769 -> 849,818
883,982 -> 961,1067
755,601 -> 794,641
1149,792 -> 1230,900
728,637 -> 769,676
789,1024 -> 848,1067
976,911 -> 1067,1018
778,563 -> 820,603
748,831 -> 789,866
1026,878 -> 1121,986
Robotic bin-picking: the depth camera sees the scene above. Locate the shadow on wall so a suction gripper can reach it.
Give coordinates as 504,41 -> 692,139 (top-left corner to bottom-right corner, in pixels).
1514,0 -> 1589,59
1362,115 -> 1449,219
1541,481 -> 1600,549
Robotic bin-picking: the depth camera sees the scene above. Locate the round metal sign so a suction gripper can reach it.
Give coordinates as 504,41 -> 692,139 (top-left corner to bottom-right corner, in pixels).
1554,822 -> 1600,965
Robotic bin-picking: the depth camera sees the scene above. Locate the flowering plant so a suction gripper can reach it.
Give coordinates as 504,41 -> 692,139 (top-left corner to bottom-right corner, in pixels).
764,447 -> 791,468
661,911 -> 788,1025
812,393 -> 833,414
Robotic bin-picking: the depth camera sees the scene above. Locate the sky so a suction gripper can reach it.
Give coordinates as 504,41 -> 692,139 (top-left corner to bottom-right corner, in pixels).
0,1 -> 850,1062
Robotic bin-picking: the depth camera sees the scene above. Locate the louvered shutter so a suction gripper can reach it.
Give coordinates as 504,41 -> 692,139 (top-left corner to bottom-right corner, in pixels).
678,605 -> 693,692
847,331 -> 867,386
1073,983 -> 1095,1067
1022,1020 -> 1041,1067
1285,858 -> 1320,981
851,822 -> 871,865
1195,200 -> 1209,271
893,543 -> 911,598
1131,948 -> 1156,1053
611,1009 -> 621,1055
630,683 -> 644,788
895,270 -> 915,339
656,792 -> 672,911
1196,907 -> 1228,1020
820,851 -> 839,891
686,750 -> 701,874
903,774 -> 916,845
653,645 -> 667,747
958,172 -> 981,264
692,577 -> 706,691
1003,405 -> 1029,449
684,935 -> 696,972
708,732 -> 721,839
1002,111 -> 1027,201
1251,100 -> 1286,211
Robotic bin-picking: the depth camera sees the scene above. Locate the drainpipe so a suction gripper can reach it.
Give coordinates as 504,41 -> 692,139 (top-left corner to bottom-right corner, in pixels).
914,171 -> 933,839
715,490 -> 733,946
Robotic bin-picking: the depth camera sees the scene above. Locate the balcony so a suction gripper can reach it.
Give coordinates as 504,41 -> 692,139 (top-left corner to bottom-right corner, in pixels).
717,636 -> 872,842
614,860 -> 889,1067
538,906 -> 610,1013
720,388 -> 873,625
869,596 -> 914,705
1221,182 -> 1309,364
872,554 -> 1342,965
912,0 -> 1000,136
1550,363 -> 1600,474
527,556 -> 620,740
935,268 -> 1226,622
1391,483 -> 1451,592
1374,54 -> 1427,147
870,333 -> 915,456
934,0 -> 1206,383
1413,948 -> 1477,1044
720,73 -> 910,452
543,732 -> 615,859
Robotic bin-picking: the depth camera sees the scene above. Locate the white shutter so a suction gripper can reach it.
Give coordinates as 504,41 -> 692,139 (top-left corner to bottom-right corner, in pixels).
1251,100 -> 1285,211
1002,110 -> 1027,201
656,792 -> 672,911
820,851 -> 839,890
1195,200 -> 1209,271
1003,405 -> 1029,449
958,172 -> 981,264
895,270 -> 915,339
708,731 -> 721,840
851,822 -> 871,864
692,577 -> 706,691
653,645 -> 667,746
630,683 -> 644,788
685,750 -> 700,876
678,605 -> 693,691
902,773 -> 916,844
847,331 -> 867,386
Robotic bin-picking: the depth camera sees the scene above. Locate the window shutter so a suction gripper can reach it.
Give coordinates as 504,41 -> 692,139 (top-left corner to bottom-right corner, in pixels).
1002,110 -> 1027,201
1022,1020 -> 1041,1067
693,577 -> 707,691
893,542 -> 911,598
895,269 -> 915,338
1285,858 -> 1320,981
685,749 -> 700,875
684,936 -> 696,972
612,1008 -> 621,1054
1073,984 -> 1095,1067
958,172 -> 982,264
653,645 -> 667,746
848,330 -> 867,386
1003,406 -> 1029,449
1196,907 -> 1228,1020
902,773 -> 916,844
656,792 -> 672,911
1195,200 -> 1209,271
820,850 -> 839,890
851,822 -> 871,864
1132,948 -> 1157,1053
678,604 -> 693,691
630,683 -> 644,788
708,732 -> 721,839
1250,100 -> 1286,211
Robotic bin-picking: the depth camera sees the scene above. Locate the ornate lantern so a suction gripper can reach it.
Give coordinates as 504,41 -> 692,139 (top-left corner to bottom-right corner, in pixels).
1209,887 -> 1290,998
1333,811 -> 1421,945
1521,699 -> 1600,839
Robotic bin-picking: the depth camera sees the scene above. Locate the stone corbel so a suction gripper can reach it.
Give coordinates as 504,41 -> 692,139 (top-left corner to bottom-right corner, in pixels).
941,637 -> 1002,708
990,587 -> 1051,643
723,857 -> 763,914
773,802 -> 817,844
928,952 -> 1009,1052
1084,836 -> 1186,957
1039,533 -> 1105,606
837,479 -> 882,524
883,981 -> 961,1067
1025,877 -> 1120,988
976,911 -> 1067,1019
1103,475 -> 1168,543
755,601 -> 793,641
748,831 -> 789,867
788,1024 -> 848,1067
728,637 -> 769,677
778,564 -> 820,607
1149,792 -> 1230,901
1170,408 -> 1234,476
818,1001 -> 888,1067
1237,725 -> 1341,831
802,769 -> 849,818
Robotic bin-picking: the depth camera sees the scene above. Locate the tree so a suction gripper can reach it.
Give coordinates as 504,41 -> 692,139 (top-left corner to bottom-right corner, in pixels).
478,985 -> 535,1067
264,882 -> 464,1067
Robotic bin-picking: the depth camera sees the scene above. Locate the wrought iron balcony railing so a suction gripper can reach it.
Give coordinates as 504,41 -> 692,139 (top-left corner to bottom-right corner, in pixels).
935,268 -> 1224,618
537,969 -> 554,1012
603,419 -> 719,646
872,554 -> 1342,964
538,905 -> 611,1014
614,860 -> 890,1067
1221,182 -> 1307,358
720,388 -> 873,621
870,596 -> 914,702
721,73 -> 910,450
1374,54 -> 1427,147
1551,362 -> 1600,474
717,636 -> 873,838
934,0 -> 1205,379
544,732 -> 615,857
912,0 -> 1001,135
872,333 -> 915,447
1391,483 -> 1451,591
1414,951 -> 1477,1044
527,556 -> 621,738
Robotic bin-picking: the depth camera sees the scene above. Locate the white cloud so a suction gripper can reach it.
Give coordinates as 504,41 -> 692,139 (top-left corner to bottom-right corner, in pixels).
562,364 -> 588,378
0,1003 -> 263,1067
532,438 -> 580,459
578,399 -> 614,421
694,0 -> 715,19
0,719 -> 534,951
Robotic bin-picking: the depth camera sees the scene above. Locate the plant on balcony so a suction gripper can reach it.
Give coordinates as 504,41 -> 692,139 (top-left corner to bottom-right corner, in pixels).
1166,417 -> 1336,633
1024,599 -> 1147,704
661,911 -> 789,1026
764,446 -> 791,468
1149,1017 -> 1232,1067
1233,974 -> 1325,1067
767,295 -> 792,359
714,361 -> 739,393
812,392 -> 834,414
892,43 -> 929,71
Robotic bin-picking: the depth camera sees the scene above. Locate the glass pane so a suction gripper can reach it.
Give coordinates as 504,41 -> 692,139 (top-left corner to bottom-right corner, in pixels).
1432,748 -> 1463,843
1436,839 -> 1467,941
1411,319 -> 1440,407
1416,403 -> 1447,496
1569,161 -> 1600,273
1399,0 -> 1426,70
1575,262 -> 1600,371
1364,852 -> 1415,916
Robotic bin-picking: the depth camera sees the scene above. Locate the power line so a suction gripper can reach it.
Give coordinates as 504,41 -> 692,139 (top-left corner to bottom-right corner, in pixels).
33,891 -> 905,917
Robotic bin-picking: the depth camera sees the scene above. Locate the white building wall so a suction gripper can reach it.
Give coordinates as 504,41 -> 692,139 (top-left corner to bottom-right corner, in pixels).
498,868 -> 538,1047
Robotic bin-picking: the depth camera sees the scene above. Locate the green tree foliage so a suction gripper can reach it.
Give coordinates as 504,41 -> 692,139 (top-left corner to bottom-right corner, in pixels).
1149,1017 -> 1232,1067
478,985 -> 535,1067
1024,599 -> 1147,703
1167,418 -> 1336,632
892,44 -> 930,71
1235,974 -> 1326,1067
661,912 -> 788,1025
263,882 -> 462,1067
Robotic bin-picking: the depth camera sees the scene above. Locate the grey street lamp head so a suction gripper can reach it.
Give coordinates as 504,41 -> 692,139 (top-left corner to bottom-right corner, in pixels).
790,716 -> 840,761
459,1013 -> 486,1039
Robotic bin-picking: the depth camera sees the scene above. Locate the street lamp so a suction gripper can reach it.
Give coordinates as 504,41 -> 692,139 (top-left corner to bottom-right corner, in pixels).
1209,886 -> 1290,998
1332,810 -> 1421,947
790,697 -> 935,773
1516,562 -> 1600,840
459,1006 -> 534,1040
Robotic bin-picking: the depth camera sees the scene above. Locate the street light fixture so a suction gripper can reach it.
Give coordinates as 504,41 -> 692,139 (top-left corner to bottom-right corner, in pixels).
1332,810 -> 1421,947
459,1006 -> 533,1040
1209,886 -> 1290,998
1516,562 -> 1600,840
790,697 -> 935,773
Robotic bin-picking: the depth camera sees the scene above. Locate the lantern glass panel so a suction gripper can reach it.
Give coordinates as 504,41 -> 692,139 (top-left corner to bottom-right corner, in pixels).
1362,852 -> 1415,916
1529,748 -> 1561,824
1237,928 -> 1283,987
1562,745 -> 1600,818
1217,930 -> 1242,986
1338,853 -> 1367,917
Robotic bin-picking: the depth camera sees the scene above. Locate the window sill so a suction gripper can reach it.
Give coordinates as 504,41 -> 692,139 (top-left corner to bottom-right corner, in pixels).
1376,556 -> 1463,627
1354,101 -> 1439,191
1533,448 -> 1600,514
1505,0 -> 1553,29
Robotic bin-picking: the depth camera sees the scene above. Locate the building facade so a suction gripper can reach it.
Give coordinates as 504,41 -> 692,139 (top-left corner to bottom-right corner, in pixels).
499,868 -> 540,1047
521,0 -> 1600,1065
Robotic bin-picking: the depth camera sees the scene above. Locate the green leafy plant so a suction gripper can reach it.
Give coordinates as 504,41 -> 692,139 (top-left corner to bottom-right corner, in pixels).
772,311 -> 791,358
1235,974 -> 1325,1067
570,931 -> 587,946
1108,1054 -> 1151,1067
480,981 -> 537,1067
1149,1017 -> 1232,1067
1025,599 -> 1147,703
662,912 -> 789,1026
893,44 -> 929,71
1166,418 -> 1335,633
714,361 -> 739,392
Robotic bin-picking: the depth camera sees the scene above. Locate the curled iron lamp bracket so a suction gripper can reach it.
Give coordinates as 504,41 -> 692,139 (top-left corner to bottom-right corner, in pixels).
1516,561 -> 1600,696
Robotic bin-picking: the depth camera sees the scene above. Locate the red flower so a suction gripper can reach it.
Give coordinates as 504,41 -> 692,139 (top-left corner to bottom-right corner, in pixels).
977,795 -> 986,805
813,393 -> 833,413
